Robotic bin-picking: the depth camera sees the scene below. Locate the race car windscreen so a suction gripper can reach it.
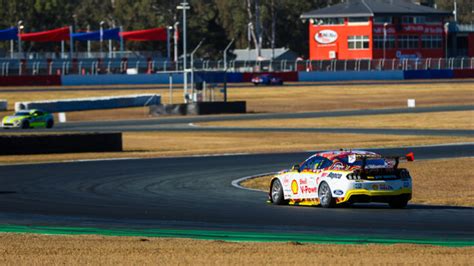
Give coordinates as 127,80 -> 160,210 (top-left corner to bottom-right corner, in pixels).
14,111 -> 30,116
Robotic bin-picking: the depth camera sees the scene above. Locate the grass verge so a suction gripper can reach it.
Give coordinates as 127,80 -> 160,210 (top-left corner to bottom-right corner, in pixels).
199,111 -> 474,130
241,157 -> 474,207
0,132 -> 472,164
0,233 -> 472,265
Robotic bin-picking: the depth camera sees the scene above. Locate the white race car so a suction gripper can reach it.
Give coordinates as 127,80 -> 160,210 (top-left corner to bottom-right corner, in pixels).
269,150 -> 414,208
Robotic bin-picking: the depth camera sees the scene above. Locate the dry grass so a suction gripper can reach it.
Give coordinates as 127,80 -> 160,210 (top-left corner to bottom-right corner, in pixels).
229,82 -> 474,113
0,233 -> 471,265
241,158 -> 474,207
0,82 -> 472,121
200,111 -> 474,130
0,131 -> 472,164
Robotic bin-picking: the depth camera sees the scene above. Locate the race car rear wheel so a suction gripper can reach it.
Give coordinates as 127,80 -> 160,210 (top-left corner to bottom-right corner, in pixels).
270,179 -> 286,205
21,120 -> 30,129
318,182 -> 335,208
388,198 -> 408,209
46,120 -> 54,128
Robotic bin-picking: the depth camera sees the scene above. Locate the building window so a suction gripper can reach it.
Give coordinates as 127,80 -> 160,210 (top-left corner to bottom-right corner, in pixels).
348,36 -> 370,49
422,35 -> 443,49
402,16 -> 427,24
314,18 -> 344,25
348,17 -> 370,25
374,16 -> 393,24
425,16 -> 442,25
398,35 -> 419,49
374,35 -> 396,49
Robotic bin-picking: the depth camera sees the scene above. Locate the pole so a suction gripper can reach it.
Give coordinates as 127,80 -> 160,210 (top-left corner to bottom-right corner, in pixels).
454,0 -> 458,23
177,1 -> 190,103
174,22 -> 179,70
190,38 -> 205,101
223,39 -> 235,71
61,41 -> 65,59
87,25 -> 91,58
444,22 -> 449,60
383,23 -> 387,59
167,26 -> 171,62
17,21 -> 22,56
100,21 -> 105,56
120,26 -> 124,53
69,26 -> 74,59
10,39 -> 13,59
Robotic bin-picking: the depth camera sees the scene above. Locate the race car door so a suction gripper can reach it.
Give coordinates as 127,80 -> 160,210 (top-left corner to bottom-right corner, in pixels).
295,156 -> 324,199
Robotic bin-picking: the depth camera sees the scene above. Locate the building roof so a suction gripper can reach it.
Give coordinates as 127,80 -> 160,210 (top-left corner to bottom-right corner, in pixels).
232,48 -> 298,61
301,0 -> 452,19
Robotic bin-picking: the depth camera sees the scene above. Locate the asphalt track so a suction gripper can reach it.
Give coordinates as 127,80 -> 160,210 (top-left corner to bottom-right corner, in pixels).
5,105 -> 474,136
0,144 -> 473,242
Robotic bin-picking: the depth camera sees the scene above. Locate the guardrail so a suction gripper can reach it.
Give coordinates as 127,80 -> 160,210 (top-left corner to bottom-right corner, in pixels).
0,57 -> 473,76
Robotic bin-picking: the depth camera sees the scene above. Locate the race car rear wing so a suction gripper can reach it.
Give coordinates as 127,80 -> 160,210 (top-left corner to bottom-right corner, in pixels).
360,152 -> 414,171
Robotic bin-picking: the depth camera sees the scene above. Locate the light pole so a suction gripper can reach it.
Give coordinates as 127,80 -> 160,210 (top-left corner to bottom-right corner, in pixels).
444,22 -> 449,60
177,1 -> 190,103
166,26 -> 173,63
223,39 -> 235,71
190,38 -> 205,100
17,20 -> 23,56
383,22 -> 388,59
173,22 -> 179,69
100,21 -> 105,56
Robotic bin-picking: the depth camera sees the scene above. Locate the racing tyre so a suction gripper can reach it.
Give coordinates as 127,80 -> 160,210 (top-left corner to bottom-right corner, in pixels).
270,179 -> 286,205
388,199 -> 408,209
46,120 -> 54,128
21,120 -> 30,129
318,182 -> 335,208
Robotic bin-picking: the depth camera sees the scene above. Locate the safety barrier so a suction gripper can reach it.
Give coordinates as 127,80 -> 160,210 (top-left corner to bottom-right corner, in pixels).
0,133 -> 123,155
149,101 -> 246,116
0,100 -> 7,111
15,94 -> 161,113
298,71 -> 404,82
0,75 -> 61,86
403,70 -> 454,80
453,69 -> 474,79
62,74 -> 183,86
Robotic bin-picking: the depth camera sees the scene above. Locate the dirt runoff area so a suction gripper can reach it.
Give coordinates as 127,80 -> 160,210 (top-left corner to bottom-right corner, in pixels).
242,157 -> 474,207
0,234 -> 472,265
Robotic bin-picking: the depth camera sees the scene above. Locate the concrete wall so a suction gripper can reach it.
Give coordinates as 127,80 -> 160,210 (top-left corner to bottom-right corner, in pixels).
15,94 -> 161,112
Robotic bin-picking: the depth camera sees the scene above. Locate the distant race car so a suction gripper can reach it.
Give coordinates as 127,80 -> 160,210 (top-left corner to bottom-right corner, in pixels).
269,150 -> 414,208
2,109 -> 54,129
251,74 -> 283,86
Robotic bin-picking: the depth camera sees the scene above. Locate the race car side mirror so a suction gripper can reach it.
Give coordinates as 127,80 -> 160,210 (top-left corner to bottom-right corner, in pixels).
291,164 -> 300,172
406,152 -> 415,162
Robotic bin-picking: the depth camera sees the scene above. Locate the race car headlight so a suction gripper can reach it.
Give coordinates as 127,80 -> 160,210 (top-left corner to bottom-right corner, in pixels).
14,120 -> 21,126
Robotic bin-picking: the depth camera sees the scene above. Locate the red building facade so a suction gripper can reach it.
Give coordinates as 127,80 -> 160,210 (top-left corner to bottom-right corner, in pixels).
302,0 -> 451,60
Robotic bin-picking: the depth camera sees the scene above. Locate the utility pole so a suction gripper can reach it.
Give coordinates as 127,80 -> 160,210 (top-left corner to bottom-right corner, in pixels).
177,1 -> 190,103
255,0 -> 262,59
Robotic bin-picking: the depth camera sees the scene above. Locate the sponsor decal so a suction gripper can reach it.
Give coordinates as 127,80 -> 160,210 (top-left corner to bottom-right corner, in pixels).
379,184 -> 393,191
396,51 -> 421,59
321,173 -> 328,178
372,184 -> 379,190
315,30 -> 338,44
327,172 -> 342,179
316,177 -> 321,186
331,162 -> 345,170
348,154 -> 356,164
333,190 -> 344,196
300,178 -> 308,185
355,183 -> 362,189
291,180 -> 298,194
300,185 -> 317,194
403,182 -> 410,188
283,177 -> 290,187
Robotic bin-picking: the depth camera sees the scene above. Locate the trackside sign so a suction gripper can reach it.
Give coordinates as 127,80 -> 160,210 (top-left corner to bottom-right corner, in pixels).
315,30 -> 338,44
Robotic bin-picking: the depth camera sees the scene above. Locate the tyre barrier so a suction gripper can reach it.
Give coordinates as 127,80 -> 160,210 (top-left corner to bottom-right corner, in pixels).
0,100 -> 7,111
15,94 -> 161,113
0,133 -> 123,155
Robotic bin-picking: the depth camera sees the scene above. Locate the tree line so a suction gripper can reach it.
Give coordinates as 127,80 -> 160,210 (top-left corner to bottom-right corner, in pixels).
0,0 -> 470,59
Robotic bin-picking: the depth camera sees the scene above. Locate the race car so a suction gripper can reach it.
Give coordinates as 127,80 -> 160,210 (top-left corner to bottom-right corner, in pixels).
251,74 -> 283,86
2,109 -> 54,129
269,150 -> 414,208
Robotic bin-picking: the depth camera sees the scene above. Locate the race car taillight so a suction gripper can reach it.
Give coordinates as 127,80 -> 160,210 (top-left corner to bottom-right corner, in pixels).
398,169 -> 411,179
346,173 -> 361,180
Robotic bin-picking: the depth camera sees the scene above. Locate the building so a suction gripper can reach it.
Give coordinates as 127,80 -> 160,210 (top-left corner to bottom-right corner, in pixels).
301,0 -> 452,60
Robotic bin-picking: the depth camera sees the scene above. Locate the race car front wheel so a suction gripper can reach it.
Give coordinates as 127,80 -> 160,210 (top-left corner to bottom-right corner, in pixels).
318,182 -> 335,208
271,179 -> 285,205
46,120 -> 54,128
21,120 -> 30,129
